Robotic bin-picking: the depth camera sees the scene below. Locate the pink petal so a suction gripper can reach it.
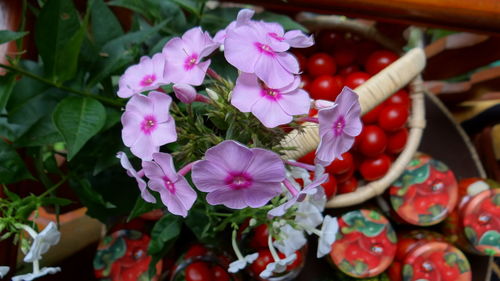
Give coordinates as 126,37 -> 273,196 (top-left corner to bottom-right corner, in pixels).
278,76 -> 301,94
204,140 -> 253,173
231,73 -> 262,112
276,52 -> 300,75
335,87 -> 358,115
244,182 -> 282,207
164,178 -> 197,217
224,25 -> 262,73
151,152 -> 179,181
276,89 -> 310,116
130,134 -> 159,161
182,27 -> 218,58
149,91 -> 173,123
236,9 -> 255,26
284,30 -> 314,48
150,120 -> 177,147
126,94 -> 154,116
191,160 -> 231,192
315,132 -> 336,166
206,188 -> 248,209
142,161 -> 167,180
117,152 -> 156,203
121,111 -> 141,147
245,148 -> 285,182
254,54 -> 295,89
251,96 -> 292,128
173,83 -> 197,104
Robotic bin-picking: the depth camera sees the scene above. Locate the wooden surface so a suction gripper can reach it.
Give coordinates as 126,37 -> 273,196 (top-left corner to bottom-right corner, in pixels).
226,0 -> 500,35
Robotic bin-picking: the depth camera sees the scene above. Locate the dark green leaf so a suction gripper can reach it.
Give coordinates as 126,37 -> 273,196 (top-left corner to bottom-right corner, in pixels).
3,186 -> 20,201
53,97 -> 106,160
0,74 -> 16,111
200,7 -> 239,35
127,197 -> 160,221
464,226 -> 477,244
185,203 -> 212,242
253,11 -> 308,32
70,178 -> 116,210
148,214 -> 181,255
16,115 -> 63,147
0,141 -> 33,184
90,0 -> 124,47
35,0 -> 85,83
40,197 -> 72,206
0,30 -> 29,44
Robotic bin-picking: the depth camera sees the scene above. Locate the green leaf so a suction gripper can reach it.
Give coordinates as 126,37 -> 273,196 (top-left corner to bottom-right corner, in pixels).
127,197 -> 159,221
3,186 -> 20,201
40,197 -> 72,206
16,115 -> 63,147
444,252 -> 458,266
478,230 -> 500,247
464,226 -> 477,245
185,203 -> 212,242
456,258 -> 470,274
90,0 -> 124,47
0,74 -> 16,111
35,0 -> 85,83
0,30 -> 29,44
390,195 -> 404,211
70,178 -> 116,210
53,97 -> 106,160
0,141 -> 33,184
353,260 -> 368,275
253,11 -> 308,32
148,214 -> 181,255
402,264 -> 413,281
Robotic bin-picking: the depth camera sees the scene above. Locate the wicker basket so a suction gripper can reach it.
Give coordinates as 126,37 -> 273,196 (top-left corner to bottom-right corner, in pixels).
281,14 -> 427,208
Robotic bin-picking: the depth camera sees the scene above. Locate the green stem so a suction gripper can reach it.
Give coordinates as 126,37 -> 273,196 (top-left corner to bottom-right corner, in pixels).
0,63 -> 124,108
39,176 -> 68,198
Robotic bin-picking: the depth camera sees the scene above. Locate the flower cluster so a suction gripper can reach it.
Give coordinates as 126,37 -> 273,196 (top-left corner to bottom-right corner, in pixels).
116,8 -> 362,278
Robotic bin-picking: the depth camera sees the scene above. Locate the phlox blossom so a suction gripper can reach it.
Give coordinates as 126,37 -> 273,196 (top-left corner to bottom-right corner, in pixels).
117,53 -> 168,98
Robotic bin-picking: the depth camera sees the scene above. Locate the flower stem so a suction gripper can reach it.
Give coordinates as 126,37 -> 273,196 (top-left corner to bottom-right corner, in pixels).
33,260 -> 40,274
284,160 -> 316,171
21,225 -> 38,239
231,229 -> 245,260
207,68 -> 223,82
295,116 -> 319,123
283,179 -> 299,197
136,169 -> 145,178
268,232 -> 280,262
195,94 -> 211,104
178,161 -> 198,177
0,63 -> 124,108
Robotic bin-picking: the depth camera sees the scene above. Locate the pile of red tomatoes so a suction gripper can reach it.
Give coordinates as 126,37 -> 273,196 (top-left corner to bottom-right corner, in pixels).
296,30 -> 411,199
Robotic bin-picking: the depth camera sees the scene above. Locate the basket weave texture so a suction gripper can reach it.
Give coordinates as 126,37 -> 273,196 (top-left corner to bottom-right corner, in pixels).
280,15 -> 427,208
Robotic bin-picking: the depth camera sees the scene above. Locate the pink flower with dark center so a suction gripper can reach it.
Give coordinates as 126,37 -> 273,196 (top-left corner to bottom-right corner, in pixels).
213,9 -> 255,44
315,87 -> 362,166
117,53 -> 168,98
162,27 -> 219,86
116,152 -> 156,203
231,73 -> 310,128
191,140 -> 286,209
142,153 -> 197,217
121,91 -> 177,160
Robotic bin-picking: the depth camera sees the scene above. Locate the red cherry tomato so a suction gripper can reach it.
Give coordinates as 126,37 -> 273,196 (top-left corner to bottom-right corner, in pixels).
335,168 -> 354,184
249,249 -> 274,277
360,154 -> 391,181
309,75 -> 343,101
355,41 -> 379,65
212,265 -> 230,281
344,72 -> 370,89
326,152 -> 354,174
333,47 -> 356,67
308,107 -> 318,117
365,50 -> 399,75
338,65 -> 360,77
385,89 -> 410,109
185,244 -> 208,259
298,150 -> 315,165
318,30 -> 344,51
357,125 -> 388,157
307,53 -> 337,77
337,177 -> 358,194
185,262 -> 214,281
386,128 -> 408,154
378,105 -> 409,132
293,52 -> 308,72
249,224 -> 269,249
300,75 -> 312,92
362,103 -> 385,124
322,174 -> 337,199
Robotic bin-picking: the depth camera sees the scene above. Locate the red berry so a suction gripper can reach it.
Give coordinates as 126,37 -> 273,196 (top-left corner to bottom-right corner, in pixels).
386,128 -> 408,154
185,244 -> 208,259
385,89 -> 410,109
309,75 -> 343,100
338,65 -> 360,77
307,53 -> 337,77
344,72 -> 370,89
335,168 -> 354,184
362,103 -> 385,124
298,151 -> 315,165
326,152 -> 354,174
293,52 -> 308,72
332,46 -> 356,67
378,105 -> 409,132
185,262 -> 214,281
249,224 -> 269,249
360,154 -> 392,181
300,75 -> 312,92
322,174 -> 338,199
212,265 -> 230,281
249,249 -> 274,277
337,177 -> 358,194
365,50 -> 399,75
318,30 -> 344,51
357,125 -> 388,157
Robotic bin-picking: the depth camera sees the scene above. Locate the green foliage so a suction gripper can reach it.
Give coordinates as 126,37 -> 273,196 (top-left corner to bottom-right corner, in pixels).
0,30 -> 29,44
0,141 -> 33,184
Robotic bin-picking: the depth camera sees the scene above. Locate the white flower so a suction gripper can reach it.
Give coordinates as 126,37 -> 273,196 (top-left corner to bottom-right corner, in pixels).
12,267 -> 60,281
309,186 -> 327,212
317,215 -> 339,258
288,166 -> 312,186
24,222 -> 61,263
228,253 -> 259,273
0,266 -> 9,278
273,224 -> 306,257
295,201 -> 323,234
259,253 -> 297,279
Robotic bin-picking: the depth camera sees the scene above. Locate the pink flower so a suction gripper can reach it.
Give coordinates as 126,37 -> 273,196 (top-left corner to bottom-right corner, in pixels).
315,87 -> 362,166
283,30 -> 314,48
117,53 -> 168,98
116,152 -> 156,203
224,20 -> 299,88
172,84 -> 197,103
121,91 -> 177,160
162,27 -> 219,86
142,153 -> 197,217
191,140 -> 285,209
268,174 -> 328,217
231,73 -> 310,128
214,9 -> 255,44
